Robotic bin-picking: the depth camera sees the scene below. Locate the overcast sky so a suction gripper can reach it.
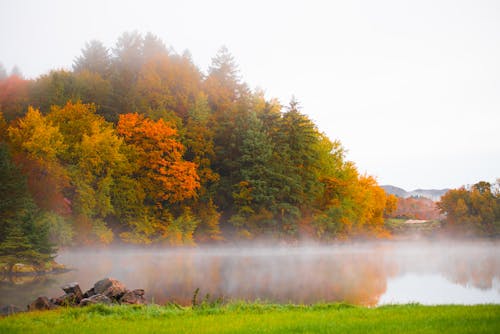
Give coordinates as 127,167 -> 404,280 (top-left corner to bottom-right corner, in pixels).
1,0 -> 498,190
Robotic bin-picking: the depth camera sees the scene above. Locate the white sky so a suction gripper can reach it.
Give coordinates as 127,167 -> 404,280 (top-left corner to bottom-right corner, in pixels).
0,0 -> 499,190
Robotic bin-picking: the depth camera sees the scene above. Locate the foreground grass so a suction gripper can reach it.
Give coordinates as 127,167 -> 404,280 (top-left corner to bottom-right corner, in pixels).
1,303 -> 499,334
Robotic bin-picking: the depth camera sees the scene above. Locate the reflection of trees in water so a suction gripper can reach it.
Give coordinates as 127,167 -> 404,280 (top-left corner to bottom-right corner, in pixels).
52,248 -> 397,306
389,241 -> 500,292
0,274 -> 63,306
104,249 -> 395,306
2,242 -> 497,307
443,254 -> 500,291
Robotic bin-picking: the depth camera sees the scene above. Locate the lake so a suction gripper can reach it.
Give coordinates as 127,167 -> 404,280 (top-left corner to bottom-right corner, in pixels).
1,240 -> 499,307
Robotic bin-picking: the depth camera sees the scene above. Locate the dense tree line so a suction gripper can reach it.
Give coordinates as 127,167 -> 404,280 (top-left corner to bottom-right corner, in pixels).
438,181 -> 500,236
0,32 -> 397,256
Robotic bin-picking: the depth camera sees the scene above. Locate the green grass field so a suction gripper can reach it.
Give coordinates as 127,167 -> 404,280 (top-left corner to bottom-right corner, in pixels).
1,303 -> 499,333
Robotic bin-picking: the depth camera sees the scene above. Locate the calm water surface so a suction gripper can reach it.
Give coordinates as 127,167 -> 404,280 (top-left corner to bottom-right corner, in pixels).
1,241 -> 499,307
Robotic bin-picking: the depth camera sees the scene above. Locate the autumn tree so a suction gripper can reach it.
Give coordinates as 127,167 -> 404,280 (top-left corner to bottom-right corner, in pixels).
0,74 -> 30,120
8,107 -> 65,162
47,101 -> 128,244
30,70 -> 81,112
310,130 -> 396,239
135,52 -> 202,121
310,133 -> 355,239
117,113 -> 199,204
117,113 -> 200,243
47,101 -> 103,159
438,182 -> 500,236
7,107 -> 69,214
350,175 -> 393,236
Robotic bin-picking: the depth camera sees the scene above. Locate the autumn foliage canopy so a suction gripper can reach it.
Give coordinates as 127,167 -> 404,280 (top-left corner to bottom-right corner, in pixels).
0,32 -> 399,248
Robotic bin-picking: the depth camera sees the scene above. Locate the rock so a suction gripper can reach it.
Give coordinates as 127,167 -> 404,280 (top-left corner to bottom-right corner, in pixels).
93,278 -> 127,301
49,282 -> 84,306
61,282 -> 83,302
12,263 -> 37,274
0,304 -> 23,316
83,287 -> 96,298
28,296 -> 56,311
79,294 -> 112,306
132,289 -> 144,297
120,289 -> 146,305
51,293 -> 80,306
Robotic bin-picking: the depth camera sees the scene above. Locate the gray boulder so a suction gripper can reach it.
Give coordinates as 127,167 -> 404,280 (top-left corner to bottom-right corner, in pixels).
79,294 -> 112,306
53,282 -> 84,305
61,282 -> 83,300
93,278 -> 127,301
82,287 -> 96,298
120,289 -> 146,305
28,296 -> 57,311
51,293 -> 80,306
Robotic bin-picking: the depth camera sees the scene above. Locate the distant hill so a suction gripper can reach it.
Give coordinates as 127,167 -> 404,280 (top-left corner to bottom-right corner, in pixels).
381,185 -> 449,201
381,185 -> 408,198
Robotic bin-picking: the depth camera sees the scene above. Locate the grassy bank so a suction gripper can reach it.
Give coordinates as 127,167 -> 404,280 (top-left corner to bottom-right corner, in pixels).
1,303 -> 499,333
385,218 -> 442,237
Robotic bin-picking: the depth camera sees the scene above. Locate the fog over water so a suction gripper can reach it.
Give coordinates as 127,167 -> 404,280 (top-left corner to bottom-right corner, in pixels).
1,241 -> 499,307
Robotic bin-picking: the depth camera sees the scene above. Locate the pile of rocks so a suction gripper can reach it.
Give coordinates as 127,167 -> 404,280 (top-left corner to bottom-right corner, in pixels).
1,278 -> 146,316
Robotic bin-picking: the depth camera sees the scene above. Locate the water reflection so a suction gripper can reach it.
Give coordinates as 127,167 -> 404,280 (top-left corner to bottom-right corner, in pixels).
380,274 -> 500,305
0,241 -> 499,307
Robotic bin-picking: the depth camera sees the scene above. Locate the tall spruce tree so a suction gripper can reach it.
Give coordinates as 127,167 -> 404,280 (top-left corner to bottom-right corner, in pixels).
73,40 -> 111,77
0,144 -> 55,266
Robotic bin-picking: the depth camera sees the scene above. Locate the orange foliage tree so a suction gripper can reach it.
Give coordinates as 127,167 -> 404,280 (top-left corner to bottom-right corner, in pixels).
117,113 -> 200,205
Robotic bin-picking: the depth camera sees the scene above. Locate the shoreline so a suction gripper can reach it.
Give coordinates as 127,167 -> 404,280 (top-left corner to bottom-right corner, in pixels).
0,262 -> 69,277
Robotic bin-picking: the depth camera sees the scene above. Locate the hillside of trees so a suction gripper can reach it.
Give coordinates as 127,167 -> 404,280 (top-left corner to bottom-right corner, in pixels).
0,32 -> 399,261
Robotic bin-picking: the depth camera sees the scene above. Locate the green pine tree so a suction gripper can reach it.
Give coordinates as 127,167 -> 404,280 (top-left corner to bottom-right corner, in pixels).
0,144 -> 56,267
0,225 -> 42,269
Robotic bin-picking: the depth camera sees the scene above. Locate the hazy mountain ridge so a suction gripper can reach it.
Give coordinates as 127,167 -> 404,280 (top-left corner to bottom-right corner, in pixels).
381,185 -> 449,201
